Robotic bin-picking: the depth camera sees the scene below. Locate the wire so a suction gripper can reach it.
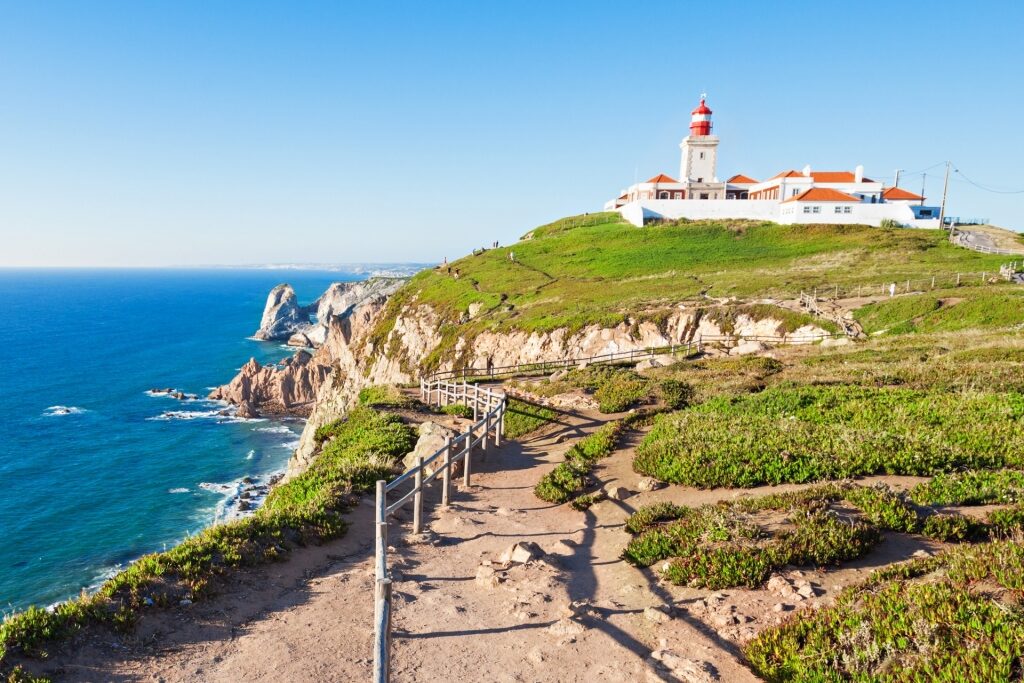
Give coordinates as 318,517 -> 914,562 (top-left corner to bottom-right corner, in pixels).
952,167 -> 1024,194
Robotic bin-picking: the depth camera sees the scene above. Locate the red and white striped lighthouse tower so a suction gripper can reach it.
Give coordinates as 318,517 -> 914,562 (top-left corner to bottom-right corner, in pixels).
689,96 -> 713,137
679,93 -> 720,188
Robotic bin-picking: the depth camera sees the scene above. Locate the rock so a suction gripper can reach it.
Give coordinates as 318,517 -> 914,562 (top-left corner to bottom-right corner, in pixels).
403,421 -> 458,475
209,351 -> 330,417
549,369 -> 568,382
179,598 -> 193,607
767,574 -> 791,594
602,483 -> 631,500
547,618 -> 585,637
797,584 -> 817,598
253,284 -> 309,341
644,605 -> 671,623
546,539 -> 577,556
636,477 -> 663,493
635,354 -> 675,373
772,603 -> 790,613
467,302 -> 484,319
650,650 -> 719,682
820,337 -> 852,347
475,564 -> 501,588
499,541 -> 544,565
710,613 -> 737,627
912,549 -> 933,558
236,400 -> 261,419
730,340 -> 771,356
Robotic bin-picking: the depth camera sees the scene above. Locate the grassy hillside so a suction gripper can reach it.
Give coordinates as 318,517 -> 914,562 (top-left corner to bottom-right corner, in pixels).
383,213 -> 1011,337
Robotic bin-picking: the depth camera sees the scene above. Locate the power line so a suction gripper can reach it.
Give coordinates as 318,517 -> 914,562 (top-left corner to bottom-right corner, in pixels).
952,167 -> 1024,194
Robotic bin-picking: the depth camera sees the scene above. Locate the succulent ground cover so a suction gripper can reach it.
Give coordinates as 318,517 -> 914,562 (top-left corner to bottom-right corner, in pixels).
745,539 -> 1024,682
633,385 -> 1024,488
622,482 -> 1008,590
513,364 -> 692,414
0,407 -> 416,670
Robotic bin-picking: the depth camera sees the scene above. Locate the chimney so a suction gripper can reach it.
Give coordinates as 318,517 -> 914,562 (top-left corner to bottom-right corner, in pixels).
854,164 -> 864,183
802,164 -> 812,177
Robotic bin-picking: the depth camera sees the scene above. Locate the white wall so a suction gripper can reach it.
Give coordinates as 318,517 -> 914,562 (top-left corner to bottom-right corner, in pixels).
615,199 -> 942,229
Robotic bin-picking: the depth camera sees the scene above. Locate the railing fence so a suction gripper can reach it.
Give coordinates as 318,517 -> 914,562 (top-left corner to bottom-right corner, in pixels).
373,380 -> 506,682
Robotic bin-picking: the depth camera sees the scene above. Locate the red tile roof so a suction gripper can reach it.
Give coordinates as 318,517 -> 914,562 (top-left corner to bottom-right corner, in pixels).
770,170 -> 804,179
812,171 -> 875,183
782,188 -> 862,203
727,174 -> 759,184
882,187 -> 925,201
645,173 -> 679,184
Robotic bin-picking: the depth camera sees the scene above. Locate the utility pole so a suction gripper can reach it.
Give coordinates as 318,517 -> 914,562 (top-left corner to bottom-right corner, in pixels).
937,161 -> 952,230
894,169 -> 902,188
920,173 -> 927,206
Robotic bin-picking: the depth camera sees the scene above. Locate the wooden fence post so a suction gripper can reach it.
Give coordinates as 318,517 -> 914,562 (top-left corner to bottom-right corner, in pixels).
495,403 -> 502,447
473,384 -> 479,421
412,455 -> 424,535
441,437 -> 452,506
957,272 -> 961,286
373,577 -> 392,683
463,425 -> 473,487
373,479 -> 390,682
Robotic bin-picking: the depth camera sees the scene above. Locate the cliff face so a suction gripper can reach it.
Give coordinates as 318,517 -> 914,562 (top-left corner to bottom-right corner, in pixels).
254,284 -> 310,341
208,352 -> 329,417
282,296 -> 829,479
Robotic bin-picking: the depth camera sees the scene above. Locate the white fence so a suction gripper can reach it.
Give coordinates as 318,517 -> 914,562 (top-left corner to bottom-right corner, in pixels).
373,380 -> 506,682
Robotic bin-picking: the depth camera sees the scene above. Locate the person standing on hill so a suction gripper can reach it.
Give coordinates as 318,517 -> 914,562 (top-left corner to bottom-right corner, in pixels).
889,282 -> 896,297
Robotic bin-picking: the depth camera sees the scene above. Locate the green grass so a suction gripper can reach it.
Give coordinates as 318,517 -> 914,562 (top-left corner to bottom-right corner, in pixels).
439,403 -> 473,419
357,384 -> 413,409
363,214 -> 1010,373
633,385 -> 1024,488
910,469 -> 1024,506
0,407 -> 415,669
856,286 -> 1024,335
502,398 -> 556,439
745,539 -> 1024,682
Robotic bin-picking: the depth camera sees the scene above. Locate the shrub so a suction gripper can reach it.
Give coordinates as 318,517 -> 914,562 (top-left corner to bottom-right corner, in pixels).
921,513 -> 985,542
593,373 -> 651,413
440,403 -> 473,419
534,419 -> 631,503
910,469 -> 1024,506
657,379 -> 694,409
988,505 -> 1024,535
624,502 -> 689,534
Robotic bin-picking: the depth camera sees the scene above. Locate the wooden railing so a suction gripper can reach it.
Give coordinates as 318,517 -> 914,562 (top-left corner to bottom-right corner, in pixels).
373,380 -> 506,682
950,228 -> 1024,256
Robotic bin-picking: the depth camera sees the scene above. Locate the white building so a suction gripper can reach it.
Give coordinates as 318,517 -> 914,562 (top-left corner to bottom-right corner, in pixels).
605,97 -> 942,229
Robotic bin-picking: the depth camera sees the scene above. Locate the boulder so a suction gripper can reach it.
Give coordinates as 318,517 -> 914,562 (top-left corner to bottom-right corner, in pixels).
636,477 -> 663,493
402,421 -> 458,475
635,354 -> 676,373
209,351 -> 330,417
820,337 -> 852,348
499,541 -> 544,565
603,483 -> 631,501
253,284 -> 309,341
236,400 -> 261,419
730,340 -> 770,356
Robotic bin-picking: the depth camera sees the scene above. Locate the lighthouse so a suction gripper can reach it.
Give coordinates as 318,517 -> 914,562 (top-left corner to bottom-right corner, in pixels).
679,95 -> 720,190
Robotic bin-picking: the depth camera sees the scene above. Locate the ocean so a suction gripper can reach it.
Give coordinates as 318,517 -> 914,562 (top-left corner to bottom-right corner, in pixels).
0,268 -> 362,614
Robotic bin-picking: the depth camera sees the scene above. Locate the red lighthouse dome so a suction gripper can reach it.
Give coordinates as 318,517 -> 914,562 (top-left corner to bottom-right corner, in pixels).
689,96 -> 713,137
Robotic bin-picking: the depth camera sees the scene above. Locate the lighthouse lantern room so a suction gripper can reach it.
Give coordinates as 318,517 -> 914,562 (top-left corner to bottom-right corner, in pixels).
679,94 -> 721,197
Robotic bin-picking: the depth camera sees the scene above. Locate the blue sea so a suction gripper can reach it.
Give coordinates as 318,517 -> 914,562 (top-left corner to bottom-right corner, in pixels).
0,268 -> 362,614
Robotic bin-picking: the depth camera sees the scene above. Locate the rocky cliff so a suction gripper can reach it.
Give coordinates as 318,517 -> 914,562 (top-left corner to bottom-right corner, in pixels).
253,284 -> 311,341
282,295 -> 830,479
208,351 -> 329,417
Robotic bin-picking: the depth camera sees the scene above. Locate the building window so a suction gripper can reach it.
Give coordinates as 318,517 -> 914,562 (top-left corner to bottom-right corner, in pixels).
792,188 -> 800,197
834,206 -> 843,214
673,192 -> 682,199
699,152 -> 705,159
803,206 -> 812,214
700,193 -> 709,199
812,206 -> 821,214
658,191 -> 669,199
843,206 -> 852,214
697,177 -> 704,182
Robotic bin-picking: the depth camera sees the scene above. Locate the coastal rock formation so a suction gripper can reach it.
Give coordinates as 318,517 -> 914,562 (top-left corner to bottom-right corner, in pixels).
289,278 -> 407,348
254,284 -> 309,341
209,351 -> 329,416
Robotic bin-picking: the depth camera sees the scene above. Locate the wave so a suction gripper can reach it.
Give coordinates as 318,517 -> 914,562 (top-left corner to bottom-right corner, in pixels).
198,472 -> 284,523
255,424 -> 296,435
147,408 -> 224,422
43,405 -> 87,417
168,487 -> 190,494
246,450 -> 255,460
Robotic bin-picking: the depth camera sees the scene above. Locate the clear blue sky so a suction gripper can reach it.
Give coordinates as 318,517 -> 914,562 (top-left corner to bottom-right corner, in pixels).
1,1 -> 1021,267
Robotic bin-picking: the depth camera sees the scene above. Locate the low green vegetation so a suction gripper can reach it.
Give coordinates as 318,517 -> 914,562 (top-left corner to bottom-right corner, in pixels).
439,403 -> 473,419
746,540 -> 1024,682
357,384 -> 413,409
634,385 -> 1024,488
502,398 -> 556,439
513,365 -> 692,414
855,286 -> 1024,335
0,407 -> 415,668
534,413 -> 648,504
909,469 -> 1024,505
623,482 -> 998,589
